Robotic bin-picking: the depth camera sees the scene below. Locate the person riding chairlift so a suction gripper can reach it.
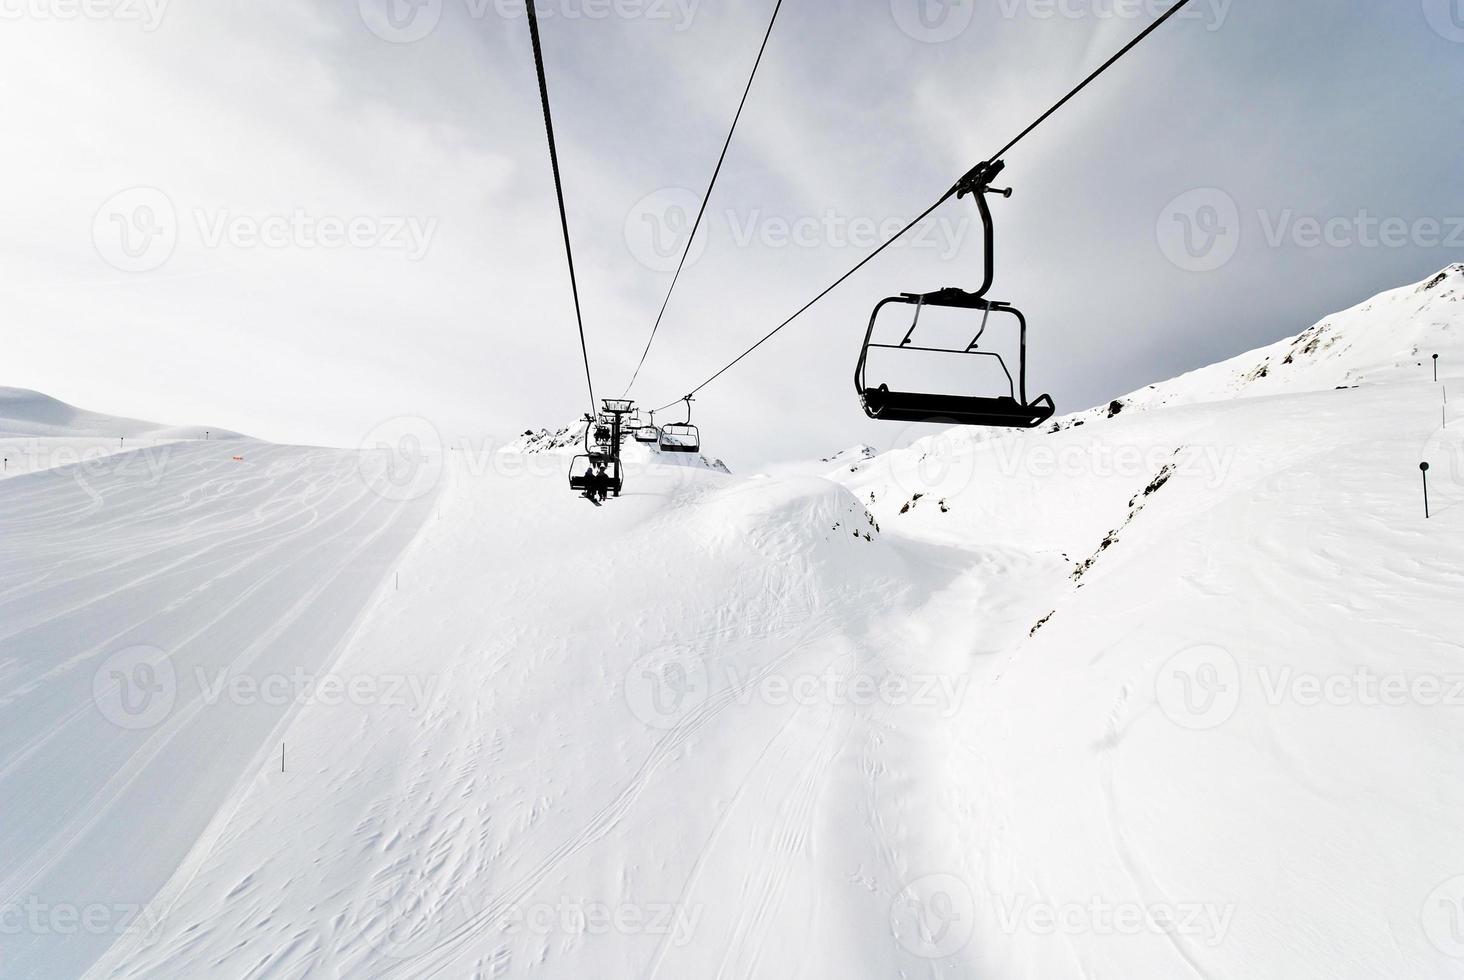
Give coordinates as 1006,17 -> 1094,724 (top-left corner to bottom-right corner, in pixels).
583,461 -> 610,503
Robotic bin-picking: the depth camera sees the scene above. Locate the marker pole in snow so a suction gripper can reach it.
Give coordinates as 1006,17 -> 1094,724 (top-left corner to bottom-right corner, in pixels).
1434,354 -> 1440,382
1421,462 -> 1431,519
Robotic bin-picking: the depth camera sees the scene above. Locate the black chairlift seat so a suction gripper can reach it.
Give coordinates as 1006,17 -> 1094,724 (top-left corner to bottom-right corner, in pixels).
634,425 -> 660,444
856,291 -> 1054,430
659,397 -> 701,453
853,160 -> 1055,430
659,424 -> 700,453
861,386 -> 1054,428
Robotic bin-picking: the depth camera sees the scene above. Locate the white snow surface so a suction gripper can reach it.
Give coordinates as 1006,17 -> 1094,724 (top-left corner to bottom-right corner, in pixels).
2,265 -> 1463,979
0,388 -> 242,441
0,388 -> 246,483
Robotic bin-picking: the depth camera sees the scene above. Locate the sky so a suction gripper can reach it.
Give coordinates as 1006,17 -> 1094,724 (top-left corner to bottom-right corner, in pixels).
1,0 -> 1462,469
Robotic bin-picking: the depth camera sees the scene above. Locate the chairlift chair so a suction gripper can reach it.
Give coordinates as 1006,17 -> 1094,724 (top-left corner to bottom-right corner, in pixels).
593,414 -> 613,447
567,453 -> 623,497
659,398 -> 701,454
854,160 -> 1054,429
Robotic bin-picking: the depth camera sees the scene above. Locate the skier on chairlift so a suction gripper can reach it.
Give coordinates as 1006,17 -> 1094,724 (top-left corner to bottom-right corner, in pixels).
585,461 -> 610,504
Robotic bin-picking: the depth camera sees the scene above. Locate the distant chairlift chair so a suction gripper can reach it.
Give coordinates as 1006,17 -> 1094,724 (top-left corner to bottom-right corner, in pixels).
659,398 -> 701,454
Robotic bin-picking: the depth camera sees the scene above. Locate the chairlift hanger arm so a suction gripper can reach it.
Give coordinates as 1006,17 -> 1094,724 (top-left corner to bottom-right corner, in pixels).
650,0 -> 1198,411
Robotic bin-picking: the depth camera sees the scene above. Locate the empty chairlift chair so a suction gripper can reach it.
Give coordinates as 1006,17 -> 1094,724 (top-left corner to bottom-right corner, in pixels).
854,160 -> 1054,429
659,398 -> 701,454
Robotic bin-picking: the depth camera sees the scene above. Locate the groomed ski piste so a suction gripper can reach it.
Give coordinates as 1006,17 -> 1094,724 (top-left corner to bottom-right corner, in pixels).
3,265 -> 1463,979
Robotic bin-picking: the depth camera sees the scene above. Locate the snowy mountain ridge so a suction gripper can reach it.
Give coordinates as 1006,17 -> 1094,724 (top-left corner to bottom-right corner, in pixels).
0,387 -> 243,440
1070,261 -> 1463,421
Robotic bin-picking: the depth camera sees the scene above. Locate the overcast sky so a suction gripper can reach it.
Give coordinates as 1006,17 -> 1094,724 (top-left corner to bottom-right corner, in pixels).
2,0 -> 1462,467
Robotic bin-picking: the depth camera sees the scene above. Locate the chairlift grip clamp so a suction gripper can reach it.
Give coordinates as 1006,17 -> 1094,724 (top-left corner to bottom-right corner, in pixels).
954,159 -> 1008,200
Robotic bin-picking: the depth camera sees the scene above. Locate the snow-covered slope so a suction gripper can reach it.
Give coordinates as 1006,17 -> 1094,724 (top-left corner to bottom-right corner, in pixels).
0,387 -> 246,483
5,266 -> 1464,979
0,388 -> 241,440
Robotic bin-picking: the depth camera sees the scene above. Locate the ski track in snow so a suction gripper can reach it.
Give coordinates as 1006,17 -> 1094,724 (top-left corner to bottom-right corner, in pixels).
0,442 -> 435,980
5,266 -> 1464,979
